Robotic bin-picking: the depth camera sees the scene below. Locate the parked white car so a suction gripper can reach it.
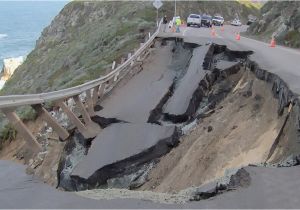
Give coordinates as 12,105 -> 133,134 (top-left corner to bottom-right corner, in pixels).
187,14 -> 201,27
231,19 -> 242,26
212,15 -> 224,26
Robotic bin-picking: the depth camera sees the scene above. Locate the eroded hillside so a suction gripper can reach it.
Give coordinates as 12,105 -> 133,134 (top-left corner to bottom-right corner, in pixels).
247,1 -> 300,48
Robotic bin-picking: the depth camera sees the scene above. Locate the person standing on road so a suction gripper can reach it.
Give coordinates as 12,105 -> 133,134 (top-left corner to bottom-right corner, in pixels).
163,15 -> 168,32
175,17 -> 181,33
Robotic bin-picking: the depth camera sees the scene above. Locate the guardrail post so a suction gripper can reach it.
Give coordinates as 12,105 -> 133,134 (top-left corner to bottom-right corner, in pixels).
114,72 -> 120,82
121,57 -> 126,64
73,95 -> 92,125
55,100 -> 87,135
112,61 -> 116,70
32,104 -> 69,141
85,89 -> 95,116
98,83 -> 105,99
1,108 -> 42,152
92,85 -> 100,105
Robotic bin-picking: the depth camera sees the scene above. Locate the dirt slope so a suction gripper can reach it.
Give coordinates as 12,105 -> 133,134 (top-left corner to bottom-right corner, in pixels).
140,69 -> 286,193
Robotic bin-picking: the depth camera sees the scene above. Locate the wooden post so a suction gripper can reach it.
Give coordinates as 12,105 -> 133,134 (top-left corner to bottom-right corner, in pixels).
121,57 -> 126,64
85,89 -> 95,116
112,61 -> 116,70
114,72 -> 119,82
73,95 -> 92,125
55,100 -> 87,135
2,108 -> 42,151
32,104 -> 69,141
92,85 -> 100,105
98,83 -> 105,99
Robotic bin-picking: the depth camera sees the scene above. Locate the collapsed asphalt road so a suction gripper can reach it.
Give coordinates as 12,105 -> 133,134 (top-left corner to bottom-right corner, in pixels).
57,39 -> 253,192
2,27 -> 300,208
53,36 -> 300,203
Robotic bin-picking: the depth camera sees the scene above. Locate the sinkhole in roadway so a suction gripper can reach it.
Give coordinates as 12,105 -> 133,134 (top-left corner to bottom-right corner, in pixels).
57,39 -> 300,197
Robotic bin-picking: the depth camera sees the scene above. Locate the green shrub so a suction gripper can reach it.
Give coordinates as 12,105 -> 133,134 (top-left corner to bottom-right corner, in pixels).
0,124 -> 17,149
285,30 -> 300,48
17,106 -> 38,122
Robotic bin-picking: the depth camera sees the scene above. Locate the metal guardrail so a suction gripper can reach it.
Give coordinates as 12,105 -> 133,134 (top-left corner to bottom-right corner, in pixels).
0,19 -> 163,150
0,19 -> 162,109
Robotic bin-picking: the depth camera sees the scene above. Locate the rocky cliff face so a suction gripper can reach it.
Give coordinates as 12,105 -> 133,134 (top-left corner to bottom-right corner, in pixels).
1,57 -> 24,80
247,1 -> 300,48
0,1 -> 260,96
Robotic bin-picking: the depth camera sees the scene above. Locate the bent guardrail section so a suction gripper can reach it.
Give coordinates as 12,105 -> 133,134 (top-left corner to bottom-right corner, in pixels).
0,20 -> 162,151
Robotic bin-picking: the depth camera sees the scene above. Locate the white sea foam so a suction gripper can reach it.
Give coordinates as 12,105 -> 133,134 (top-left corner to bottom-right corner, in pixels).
0,34 -> 8,39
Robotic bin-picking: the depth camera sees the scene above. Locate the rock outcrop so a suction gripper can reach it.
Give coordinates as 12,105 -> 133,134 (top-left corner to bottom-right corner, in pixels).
1,56 -> 23,80
0,56 -> 24,89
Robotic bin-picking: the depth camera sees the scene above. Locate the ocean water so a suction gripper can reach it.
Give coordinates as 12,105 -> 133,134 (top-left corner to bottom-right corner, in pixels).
0,1 -> 68,69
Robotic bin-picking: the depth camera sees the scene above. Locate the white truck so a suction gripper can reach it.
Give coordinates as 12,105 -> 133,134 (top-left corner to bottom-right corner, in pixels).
187,14 -> 201,27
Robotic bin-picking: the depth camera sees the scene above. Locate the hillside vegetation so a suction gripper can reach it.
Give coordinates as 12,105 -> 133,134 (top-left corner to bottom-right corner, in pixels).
0,1 -> 260,95
247,1 -> 300,48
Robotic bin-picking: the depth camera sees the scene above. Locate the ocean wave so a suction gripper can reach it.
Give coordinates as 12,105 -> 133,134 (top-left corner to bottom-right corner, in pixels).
0,34 -> 8,39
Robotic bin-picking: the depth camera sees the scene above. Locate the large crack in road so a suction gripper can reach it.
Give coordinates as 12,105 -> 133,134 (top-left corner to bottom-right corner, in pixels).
55,39 -> 300,203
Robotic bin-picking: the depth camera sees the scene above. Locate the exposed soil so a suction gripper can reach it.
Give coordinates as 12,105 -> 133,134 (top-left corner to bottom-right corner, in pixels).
140,69 -> 287,193
0,116 -> 65,186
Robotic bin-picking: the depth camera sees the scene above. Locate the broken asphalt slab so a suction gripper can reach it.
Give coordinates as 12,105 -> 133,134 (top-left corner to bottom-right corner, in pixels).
72,123 -> 176,179
163,45 -> 211,121
215,60 -> 239,70
97,45 -> 176,123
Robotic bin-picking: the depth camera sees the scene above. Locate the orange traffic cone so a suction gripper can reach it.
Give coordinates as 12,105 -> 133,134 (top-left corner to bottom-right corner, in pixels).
235,32 -> 240,41
221,26 -> 224,32
270,37 -> 276,47
211,28 -> 216,37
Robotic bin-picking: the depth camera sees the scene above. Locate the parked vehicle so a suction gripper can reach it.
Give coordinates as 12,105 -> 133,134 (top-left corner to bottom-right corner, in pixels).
187,14 -> 201,27
231,19 -> 242,26
201,14 -> 212,27
212,15 -> 224,26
